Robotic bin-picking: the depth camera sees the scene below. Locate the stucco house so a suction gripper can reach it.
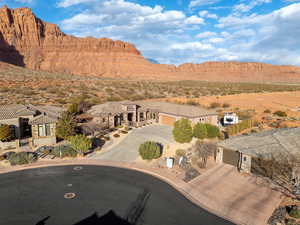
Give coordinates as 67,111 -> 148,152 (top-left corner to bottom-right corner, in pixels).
216,128 -> 300,173
0,104 -> 63,150
87,101 -> 218,129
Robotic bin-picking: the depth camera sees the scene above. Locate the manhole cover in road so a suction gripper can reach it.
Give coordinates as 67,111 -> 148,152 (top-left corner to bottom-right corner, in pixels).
73,166 -> 83,171
64,193 -> 76,199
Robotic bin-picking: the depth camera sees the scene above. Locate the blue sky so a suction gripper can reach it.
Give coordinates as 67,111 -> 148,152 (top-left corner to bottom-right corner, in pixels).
1,0 -> 300,66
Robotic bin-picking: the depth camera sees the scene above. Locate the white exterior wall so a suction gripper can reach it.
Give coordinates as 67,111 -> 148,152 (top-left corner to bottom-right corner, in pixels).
240,153 -> 252,173
158,113 -> 218,126
216,147 -> 223,164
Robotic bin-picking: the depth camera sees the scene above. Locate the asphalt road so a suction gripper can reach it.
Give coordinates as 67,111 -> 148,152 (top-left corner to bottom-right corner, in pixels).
92,125 -> 175,162
0,165 -> 235,225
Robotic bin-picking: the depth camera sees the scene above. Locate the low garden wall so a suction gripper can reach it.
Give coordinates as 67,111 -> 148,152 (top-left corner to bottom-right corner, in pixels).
0,140 -> 19,151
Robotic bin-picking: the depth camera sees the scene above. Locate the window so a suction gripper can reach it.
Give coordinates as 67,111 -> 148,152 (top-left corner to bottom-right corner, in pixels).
38,124 -> 51,137
140,112 -> 144,121
45,124 -> 51,136
38,124 -> 45,137
243,156 -> 247,161
102,118 -> 106,123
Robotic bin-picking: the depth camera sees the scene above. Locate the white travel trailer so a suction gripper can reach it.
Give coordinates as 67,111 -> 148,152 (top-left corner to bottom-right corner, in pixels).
223,112 -> 239,125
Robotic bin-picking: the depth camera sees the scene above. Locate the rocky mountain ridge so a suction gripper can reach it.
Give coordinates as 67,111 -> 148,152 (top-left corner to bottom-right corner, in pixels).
1,5 -> 300,82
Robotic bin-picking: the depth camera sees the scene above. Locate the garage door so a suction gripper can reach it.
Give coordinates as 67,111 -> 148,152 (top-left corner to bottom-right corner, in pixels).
223,149 -> 239,167
160,115 -> 176,126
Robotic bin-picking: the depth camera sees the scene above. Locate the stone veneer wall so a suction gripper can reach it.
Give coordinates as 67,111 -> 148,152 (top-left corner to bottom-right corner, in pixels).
31,123 -> 57,147
31,123 -> 56,139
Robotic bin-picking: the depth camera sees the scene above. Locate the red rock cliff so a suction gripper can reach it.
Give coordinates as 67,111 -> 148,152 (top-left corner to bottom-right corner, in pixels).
1,5 -> 300,82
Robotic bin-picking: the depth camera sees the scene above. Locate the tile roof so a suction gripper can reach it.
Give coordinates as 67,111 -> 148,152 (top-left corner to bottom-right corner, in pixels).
0,104 -> 35,120
29,114 -> 58,125
27,104 -> 63,119
218,128 -> 300,159
137,101 -> 218,118
88,101 -> 217,118
0,104 -> 62,123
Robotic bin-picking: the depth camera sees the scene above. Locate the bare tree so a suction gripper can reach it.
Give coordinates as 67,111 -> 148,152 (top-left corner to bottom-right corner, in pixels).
191,140 -> 217,168
251,153 -> 300,199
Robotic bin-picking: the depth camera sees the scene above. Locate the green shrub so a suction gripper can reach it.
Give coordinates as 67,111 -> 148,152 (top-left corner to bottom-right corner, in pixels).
209,102 -> 221,109
67,103 -> 79,115
173,118 -> 193,143
8,152 -> 37,165
227,119 -> 253,136
104,136 -> 110,141
68,135 -> 92,155
52,145 -> 78,158
289,207 -> 300,219
113,134 -> 120,138
175,149 -> 186,157
193,123 -> 207,139
222,103 -> 230,108
121,130 -> 128,134
273,111 -> 287,117
56,112 -> 77,139
264,109 -> 271,113
139,141 -> 161,160
0,124 -> 15,142
186,100 -> 199,106
205,124 -> 220,139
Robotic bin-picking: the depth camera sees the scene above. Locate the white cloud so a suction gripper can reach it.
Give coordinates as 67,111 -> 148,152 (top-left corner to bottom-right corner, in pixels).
208,37 -> 224,43
214,3 -> 300,65
196,31 -> 216,38
199,10 -> 208,17
199,10 -> 218,19
233,0 -> 272,14
207,13 -> 218,19
189,0 -> 219,8
58,0 -> 300,66
185,15 -> 205,24
171,42 -> 214,50
57,0 -> 96,7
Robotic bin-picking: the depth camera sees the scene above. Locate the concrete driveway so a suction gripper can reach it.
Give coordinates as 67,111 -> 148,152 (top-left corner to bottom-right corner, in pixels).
92,124 -> 174,162
188,164 -> 282,225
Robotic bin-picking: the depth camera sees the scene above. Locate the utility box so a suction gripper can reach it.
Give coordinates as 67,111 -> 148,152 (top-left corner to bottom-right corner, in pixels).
166,158 -> 174,168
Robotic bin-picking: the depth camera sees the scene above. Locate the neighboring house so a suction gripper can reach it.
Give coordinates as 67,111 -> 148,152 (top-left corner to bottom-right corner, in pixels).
87,101 -> 218,129
0,104 -> 63,150
216,128 -> 300,173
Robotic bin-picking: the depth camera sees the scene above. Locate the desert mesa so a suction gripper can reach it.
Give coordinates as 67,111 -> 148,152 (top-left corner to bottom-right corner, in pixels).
0,5 -> 300,82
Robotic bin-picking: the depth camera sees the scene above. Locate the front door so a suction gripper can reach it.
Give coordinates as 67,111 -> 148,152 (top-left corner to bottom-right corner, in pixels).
21,118 -> 32,138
